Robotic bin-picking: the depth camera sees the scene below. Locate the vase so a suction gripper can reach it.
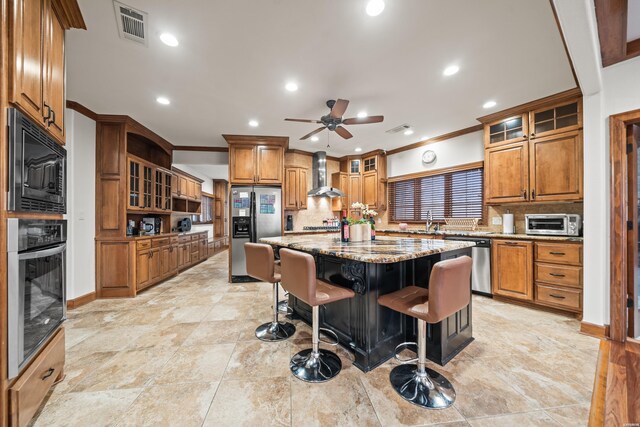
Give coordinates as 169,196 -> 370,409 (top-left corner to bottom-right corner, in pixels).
349,223 -> 371,242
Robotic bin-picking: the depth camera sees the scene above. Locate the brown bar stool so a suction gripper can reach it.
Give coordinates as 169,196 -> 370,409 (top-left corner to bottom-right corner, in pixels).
378,256 -> 472,409
244,243 -> 296,341
280,248 -> 355,382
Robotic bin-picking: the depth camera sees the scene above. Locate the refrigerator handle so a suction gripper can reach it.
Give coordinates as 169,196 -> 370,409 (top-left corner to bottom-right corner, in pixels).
250,191 -> 257,242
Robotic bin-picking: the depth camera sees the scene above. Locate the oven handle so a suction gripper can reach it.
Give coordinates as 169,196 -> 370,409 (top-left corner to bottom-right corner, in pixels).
18,244 -> 66,261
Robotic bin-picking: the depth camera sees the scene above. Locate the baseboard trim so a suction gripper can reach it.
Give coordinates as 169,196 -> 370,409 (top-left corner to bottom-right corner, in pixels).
67,291 -> 97,310
580,321 -> 610,339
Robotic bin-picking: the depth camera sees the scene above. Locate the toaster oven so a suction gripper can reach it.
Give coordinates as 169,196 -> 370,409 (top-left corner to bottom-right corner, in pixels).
525,214 -> 582,236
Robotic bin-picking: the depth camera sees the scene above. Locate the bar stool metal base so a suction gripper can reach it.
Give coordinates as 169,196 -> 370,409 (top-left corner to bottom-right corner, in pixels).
389,364 -> 456,409
290,348 -> 342,383
255,321 -> 296,342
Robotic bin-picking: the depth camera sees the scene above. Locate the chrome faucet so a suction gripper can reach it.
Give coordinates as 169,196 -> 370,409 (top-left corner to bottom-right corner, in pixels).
425,210 -> 433,232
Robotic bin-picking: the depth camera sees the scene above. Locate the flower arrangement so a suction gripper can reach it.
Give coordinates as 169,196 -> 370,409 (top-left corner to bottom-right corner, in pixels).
350,202 -> 378,224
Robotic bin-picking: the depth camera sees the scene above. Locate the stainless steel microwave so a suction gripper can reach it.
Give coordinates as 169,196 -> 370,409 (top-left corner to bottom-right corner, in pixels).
525,214 -> 582,236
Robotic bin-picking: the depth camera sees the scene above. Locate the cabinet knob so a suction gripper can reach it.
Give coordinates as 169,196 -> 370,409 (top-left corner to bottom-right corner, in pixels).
530,132 -> 535,138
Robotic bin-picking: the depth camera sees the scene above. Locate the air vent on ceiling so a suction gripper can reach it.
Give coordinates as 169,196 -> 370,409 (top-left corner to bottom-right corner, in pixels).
114,1 -> 148,46
385,123 -> 412,134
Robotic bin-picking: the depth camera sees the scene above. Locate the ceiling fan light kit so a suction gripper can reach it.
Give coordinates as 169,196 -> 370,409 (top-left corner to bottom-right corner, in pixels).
285,98 -> 384,141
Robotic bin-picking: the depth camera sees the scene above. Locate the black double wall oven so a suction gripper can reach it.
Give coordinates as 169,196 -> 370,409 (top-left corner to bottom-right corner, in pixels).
7,108 -> 68,379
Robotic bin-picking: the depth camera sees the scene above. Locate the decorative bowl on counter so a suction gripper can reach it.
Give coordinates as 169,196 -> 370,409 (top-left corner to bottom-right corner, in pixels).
399,223 -> 408,231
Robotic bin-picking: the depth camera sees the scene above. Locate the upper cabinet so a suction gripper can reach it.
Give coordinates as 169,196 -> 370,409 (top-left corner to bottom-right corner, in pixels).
225,135 -> 287,185
332,152 -> 387,216
481,93 -> 583,204
9,0 -> 84,145
284,167 -> 308,210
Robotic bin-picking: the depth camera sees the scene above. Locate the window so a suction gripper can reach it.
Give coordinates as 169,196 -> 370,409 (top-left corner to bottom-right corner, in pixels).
192,194 -> 213,224
388,164 -> 484,223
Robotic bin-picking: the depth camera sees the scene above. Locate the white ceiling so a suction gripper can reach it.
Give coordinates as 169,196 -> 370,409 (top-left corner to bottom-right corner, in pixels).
66,0 -> 575,156
628,0 -> 640,41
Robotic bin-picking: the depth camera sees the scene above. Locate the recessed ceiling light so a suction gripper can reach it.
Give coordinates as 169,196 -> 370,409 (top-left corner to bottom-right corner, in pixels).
483,100 -> 497,109
355,147 -> 363,152
404,129 -> 414,136
285,82 -> 298,92
156,96 -> 170,105
159,33 -> 179,47
311,136 -> 319,142
248,120 -> 259,127
357,111 -> 368,118
443,65 -> 459,76
366,0 -> 385,16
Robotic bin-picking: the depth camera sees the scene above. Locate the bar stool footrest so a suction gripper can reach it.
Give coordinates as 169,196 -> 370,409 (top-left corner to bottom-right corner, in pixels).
394,342 -> 418,364
319,328 -> 339,346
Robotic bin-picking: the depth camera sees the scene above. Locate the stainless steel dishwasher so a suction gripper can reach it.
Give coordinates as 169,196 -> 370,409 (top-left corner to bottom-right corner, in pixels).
443,236 -> 492,296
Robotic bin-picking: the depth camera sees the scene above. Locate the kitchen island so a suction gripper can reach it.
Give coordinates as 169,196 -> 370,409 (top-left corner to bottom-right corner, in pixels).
259,234 -> 475,372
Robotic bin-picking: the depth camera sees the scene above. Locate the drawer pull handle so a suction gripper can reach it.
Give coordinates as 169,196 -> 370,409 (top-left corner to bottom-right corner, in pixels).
549,252 -> 566,255
549,294 -> 566,299
42,368 -> 55,380
549,273 -> 565,277
504,242 -> 519,245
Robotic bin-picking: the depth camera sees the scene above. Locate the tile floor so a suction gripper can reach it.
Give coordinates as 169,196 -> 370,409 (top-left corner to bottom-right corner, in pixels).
31,250 -> 599,427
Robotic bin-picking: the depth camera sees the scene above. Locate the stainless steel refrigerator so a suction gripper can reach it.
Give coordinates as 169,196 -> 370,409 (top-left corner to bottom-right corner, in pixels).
230,186 -> 282,282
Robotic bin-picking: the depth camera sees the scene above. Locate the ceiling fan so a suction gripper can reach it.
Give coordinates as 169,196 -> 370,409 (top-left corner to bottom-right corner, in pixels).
285,99 -> 384,140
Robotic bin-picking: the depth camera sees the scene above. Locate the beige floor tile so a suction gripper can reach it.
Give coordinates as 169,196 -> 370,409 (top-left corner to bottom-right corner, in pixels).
224,340 -> 292,379
184,320 -> 254,345
118,382 -> 219,427
544,403 -> 591,426
467,410 -> 561,426
128,322 -> 199,349
153,343 -> 236,384
73,346 -> 177,392
51,351 -> 118,395
31,389 -> 142,427
203,377 -> 291,426
291,372 -> 381,427
66,325 -> 153,357
359,364 -> 466,427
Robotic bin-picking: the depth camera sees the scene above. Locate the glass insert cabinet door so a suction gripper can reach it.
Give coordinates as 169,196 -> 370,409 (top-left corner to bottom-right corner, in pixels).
529,100 -> 581,140
485,114 -> 528,147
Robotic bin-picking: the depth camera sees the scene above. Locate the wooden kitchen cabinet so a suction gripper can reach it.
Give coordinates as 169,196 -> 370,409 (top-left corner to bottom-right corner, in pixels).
284,167 -> 308,210
136,248 -> 151,290
534,241 -> 583,313
179,175 -> 188,197
348,174 -> 362,218
225,136 -> 287,185
149,248 -> 161,283
169,244 -> 178,272
492,240 -> 533,301
331,172 -> 349,212
528,130 -> 583,202
362,171 -> 378,209
9,0 -> 72,145
154,169 -> 172,211
481,94 -> 583,204
485,142 -> 529,204
128,157 -> 153,211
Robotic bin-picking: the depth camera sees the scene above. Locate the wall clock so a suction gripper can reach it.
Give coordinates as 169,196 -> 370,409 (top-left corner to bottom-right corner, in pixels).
422,150 -> 437,164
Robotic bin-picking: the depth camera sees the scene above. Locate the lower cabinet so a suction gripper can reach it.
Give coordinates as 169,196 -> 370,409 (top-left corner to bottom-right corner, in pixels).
98,232 -> 211,297
491,240 -> 534,301
491,239 -> 583,315
10,328 -> 65,427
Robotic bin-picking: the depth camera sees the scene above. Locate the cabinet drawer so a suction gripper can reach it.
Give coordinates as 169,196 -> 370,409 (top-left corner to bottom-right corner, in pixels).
170,237 -> 179,244
535,242 -> 582,265
535,284 -> 582,312
152,237 -> 170,248
10,328 -> 65,427
136,240 -> 152,250
179,236 -> 190,243
535,263 -> 582,288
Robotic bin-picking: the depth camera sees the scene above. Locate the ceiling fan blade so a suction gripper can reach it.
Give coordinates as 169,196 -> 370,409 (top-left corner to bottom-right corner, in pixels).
342,115 -> 384,125
335,126 -> 353,139
300,127 -> 326,140
330,99 -> 349,119
285,118 -> 322,124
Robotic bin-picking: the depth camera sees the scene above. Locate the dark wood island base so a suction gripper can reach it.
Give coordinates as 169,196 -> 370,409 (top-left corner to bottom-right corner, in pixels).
260,235 -> 475,372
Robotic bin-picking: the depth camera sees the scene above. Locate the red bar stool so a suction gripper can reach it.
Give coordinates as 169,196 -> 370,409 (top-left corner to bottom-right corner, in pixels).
244,243 -> 296,341
280,248 -> 355,382
378,256 -> 472,409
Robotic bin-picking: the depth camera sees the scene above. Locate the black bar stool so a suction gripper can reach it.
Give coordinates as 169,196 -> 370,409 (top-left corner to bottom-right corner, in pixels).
378,256 -> 472,409
279,248 -> 355,382
244,243 -> 296,341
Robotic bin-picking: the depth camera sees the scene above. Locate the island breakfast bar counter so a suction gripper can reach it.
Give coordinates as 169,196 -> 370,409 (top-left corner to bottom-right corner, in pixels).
259,235 -> 475,372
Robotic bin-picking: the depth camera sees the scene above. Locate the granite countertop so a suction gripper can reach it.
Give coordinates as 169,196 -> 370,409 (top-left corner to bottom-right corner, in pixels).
284,229 -> 340,234
259,234 -> 475,264
376,229 -> 583,242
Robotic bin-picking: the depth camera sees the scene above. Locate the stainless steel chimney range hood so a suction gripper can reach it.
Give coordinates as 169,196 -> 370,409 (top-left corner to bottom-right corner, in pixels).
308,151 -> 344,198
